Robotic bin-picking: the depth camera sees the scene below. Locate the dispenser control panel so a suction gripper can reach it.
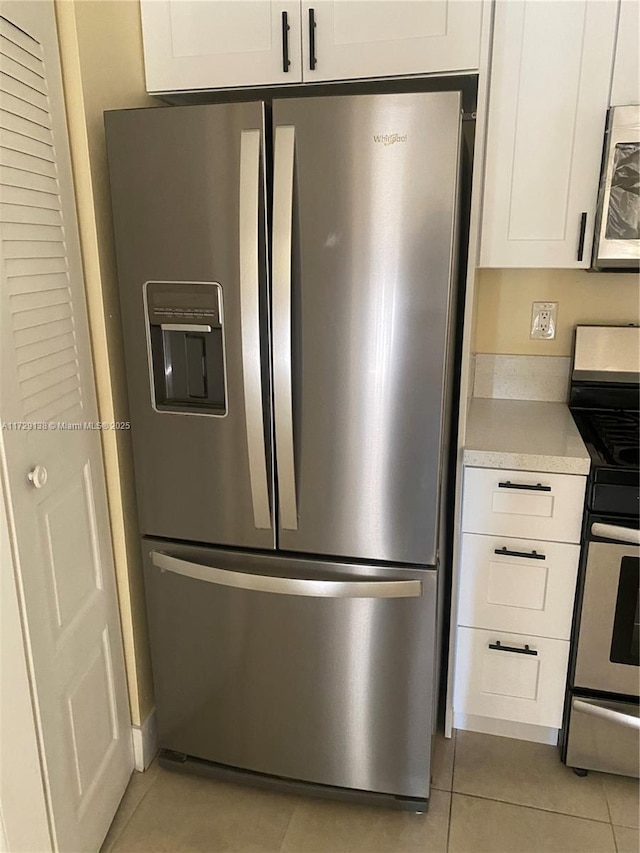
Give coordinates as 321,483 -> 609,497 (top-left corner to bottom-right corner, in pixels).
147,282 -> 222,327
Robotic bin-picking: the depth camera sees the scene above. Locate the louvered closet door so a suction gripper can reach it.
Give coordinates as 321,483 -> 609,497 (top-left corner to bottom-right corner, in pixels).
0,3 -> 133,851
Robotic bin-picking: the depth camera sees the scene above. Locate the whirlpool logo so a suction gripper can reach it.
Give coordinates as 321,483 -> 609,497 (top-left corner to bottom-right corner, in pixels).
373,133 -> 408,146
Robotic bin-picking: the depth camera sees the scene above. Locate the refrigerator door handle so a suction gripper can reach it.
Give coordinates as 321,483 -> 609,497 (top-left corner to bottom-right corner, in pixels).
239,128 -> 272,530
151,551 -> 422,599
272,125 -> 298,530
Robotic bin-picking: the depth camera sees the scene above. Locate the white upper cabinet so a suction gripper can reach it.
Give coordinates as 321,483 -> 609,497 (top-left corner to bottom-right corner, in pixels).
140,1 -> 483,94
141,1 -> 303,92
479,0 -> 618,269
300,1 -> 483,83
611,0 -> 640,106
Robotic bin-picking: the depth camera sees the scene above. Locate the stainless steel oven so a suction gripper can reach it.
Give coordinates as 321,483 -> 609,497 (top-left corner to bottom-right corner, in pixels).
592,105 -> 640,270
566,521 -> 640,777
563,326 -> 640,778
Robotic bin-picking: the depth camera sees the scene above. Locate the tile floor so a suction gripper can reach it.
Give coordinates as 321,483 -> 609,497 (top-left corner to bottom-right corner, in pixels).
102,731 -> 639,853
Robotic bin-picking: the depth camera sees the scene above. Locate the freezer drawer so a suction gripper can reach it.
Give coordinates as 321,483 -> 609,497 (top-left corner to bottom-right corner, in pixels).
142,539 -> 437,800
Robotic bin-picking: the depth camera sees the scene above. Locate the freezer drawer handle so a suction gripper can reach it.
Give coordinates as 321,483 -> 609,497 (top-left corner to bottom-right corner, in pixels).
497,481 -> 551,492
151,551 -> 422,599
572,698 -> 640,731
494,547 -> 546,560
488,640 -> 538,656
239,128 -> 272,530
272,125 -> 298,530
591,522 -> 640,546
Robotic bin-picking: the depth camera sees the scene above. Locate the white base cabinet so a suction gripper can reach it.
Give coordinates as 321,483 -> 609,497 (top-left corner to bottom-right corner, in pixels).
454,466 -> 586,742
479,0 -> 618,268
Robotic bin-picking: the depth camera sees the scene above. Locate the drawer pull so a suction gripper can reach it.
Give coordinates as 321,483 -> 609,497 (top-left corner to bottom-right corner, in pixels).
498,481 -> 551,492
494,547 -> 546,561
488,640 -> 538,656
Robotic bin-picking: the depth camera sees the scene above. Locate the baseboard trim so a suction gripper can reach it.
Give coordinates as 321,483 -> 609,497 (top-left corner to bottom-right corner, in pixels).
131,710 -> 158,771
454,712 -> 559,746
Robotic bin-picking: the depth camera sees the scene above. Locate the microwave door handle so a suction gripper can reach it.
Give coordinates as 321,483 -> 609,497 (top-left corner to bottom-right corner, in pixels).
591,522 -> 640,546
239,128 -> 272,530
272,125 -> 298,530
151,551 -> 422,599
572,698 -> 640,731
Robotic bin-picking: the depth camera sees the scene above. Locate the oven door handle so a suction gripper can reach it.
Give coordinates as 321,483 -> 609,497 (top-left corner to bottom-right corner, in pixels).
591,522 -> 640,546
572,698 -> 640,731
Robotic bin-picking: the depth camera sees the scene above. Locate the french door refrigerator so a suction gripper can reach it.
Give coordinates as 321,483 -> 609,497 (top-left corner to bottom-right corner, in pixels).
106,91 -> 462,810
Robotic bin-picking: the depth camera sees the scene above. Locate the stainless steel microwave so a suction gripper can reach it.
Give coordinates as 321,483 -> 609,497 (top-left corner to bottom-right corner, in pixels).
592,105 -> 640,271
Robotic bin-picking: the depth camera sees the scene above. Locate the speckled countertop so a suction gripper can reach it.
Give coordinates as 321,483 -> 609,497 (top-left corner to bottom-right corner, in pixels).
464,398 -> 591,475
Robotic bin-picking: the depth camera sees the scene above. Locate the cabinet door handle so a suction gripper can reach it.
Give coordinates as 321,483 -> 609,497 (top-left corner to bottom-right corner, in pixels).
497,480 -> 551,492
308,7 -> 317,70
281,11 -> 291,72
494,547 -> 546,560
577,212 -> 587,261
488,640 -> 538,657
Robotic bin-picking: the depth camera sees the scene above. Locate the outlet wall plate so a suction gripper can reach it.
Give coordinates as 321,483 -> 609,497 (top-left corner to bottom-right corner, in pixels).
531,302 -> 558,340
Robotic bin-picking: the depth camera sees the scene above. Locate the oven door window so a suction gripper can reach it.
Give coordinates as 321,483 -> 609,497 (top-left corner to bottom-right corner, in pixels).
605,143 -> 640,241
610,556 -> 640,667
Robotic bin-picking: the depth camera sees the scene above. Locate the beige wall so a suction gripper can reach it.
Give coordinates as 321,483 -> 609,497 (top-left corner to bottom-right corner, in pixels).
55,0 -> 155,725
474,268 -> 640,356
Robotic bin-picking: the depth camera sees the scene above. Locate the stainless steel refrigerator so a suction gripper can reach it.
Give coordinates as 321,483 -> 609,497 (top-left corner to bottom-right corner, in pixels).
106,91 -> 462,810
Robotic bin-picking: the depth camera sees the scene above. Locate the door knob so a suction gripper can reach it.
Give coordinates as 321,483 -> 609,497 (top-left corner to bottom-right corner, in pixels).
27,465 -> 48,489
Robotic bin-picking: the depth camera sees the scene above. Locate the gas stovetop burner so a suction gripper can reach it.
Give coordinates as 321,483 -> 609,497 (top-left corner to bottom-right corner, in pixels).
588,411 -> 640,468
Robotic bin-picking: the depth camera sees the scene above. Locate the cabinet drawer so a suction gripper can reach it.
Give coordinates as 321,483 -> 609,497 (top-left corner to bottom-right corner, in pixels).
454,627 -> 569,729
462,468 -> 586,543
458,534 -> 580,640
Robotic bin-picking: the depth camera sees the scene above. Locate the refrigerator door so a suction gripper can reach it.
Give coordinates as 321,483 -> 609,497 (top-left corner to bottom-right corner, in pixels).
142,538 -> 437,800
106,103 -> 274,549
272,92 -> 462,565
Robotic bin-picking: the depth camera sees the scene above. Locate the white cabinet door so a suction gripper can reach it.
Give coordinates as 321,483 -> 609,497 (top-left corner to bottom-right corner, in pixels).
480,0 -> 618,268
300,0 -> 483,83
611,0 -> 640,106
141,1 -> 303,92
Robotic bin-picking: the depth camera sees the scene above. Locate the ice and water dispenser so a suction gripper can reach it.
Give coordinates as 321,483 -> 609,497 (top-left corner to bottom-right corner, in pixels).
145,282 -> 226,415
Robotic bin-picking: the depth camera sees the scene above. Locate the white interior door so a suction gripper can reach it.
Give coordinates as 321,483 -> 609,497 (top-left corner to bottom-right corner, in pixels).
0,2 -> 133,850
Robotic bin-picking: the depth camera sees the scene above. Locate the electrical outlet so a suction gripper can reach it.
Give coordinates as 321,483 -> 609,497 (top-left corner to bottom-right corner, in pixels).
530,302 -> 558,340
